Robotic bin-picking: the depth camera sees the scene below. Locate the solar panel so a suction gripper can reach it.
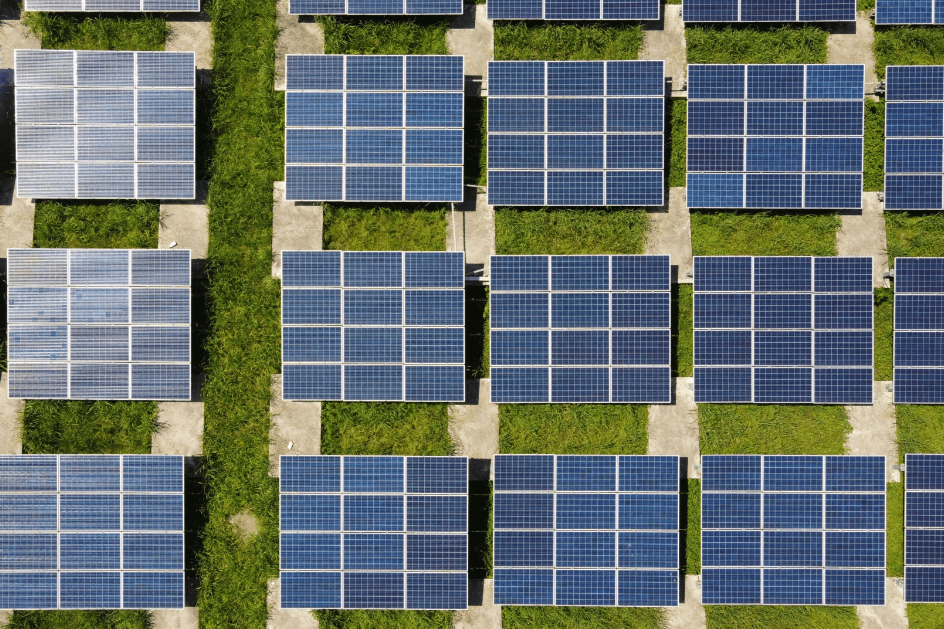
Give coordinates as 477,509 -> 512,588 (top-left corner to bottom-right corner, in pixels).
486,61 -> 665,207
884,67 -> 944,209
905,454 -> 944,602
14,50 -> 196,200
7,248 -> 191,401
284,55 -> 464,202
489,255 -> 671,404
23,0 -> 197,10
683,0 -> 853,20
487,0 -> 658,19
279,456 -> 468,609
0,455 -> 184,610
686,65 -> 864,210
289,0 -> 459,14
281,250 -> 464,402
876,0 -> 944,22
693,256 -> 873,404
701,455 -> 885,606
493,455 -> 680,607
892,258 -> 944,403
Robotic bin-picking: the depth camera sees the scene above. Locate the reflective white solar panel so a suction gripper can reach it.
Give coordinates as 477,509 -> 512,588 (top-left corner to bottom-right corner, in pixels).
284,55 -> 464,202
904,454 -> 944,602
893,258 -> 944,403
281,250 -> 464,402
493,455 -> 680,607
687,65 -> 864,210
701,455 -> 886,606
0,455 -> 184,610
24,0 -> 197,10
487,61 -> 665,207
279,456 -> 468,609
693,256 -> 874,404
7,248 -> 191,401
14,50 -> 196,200
490,255 -> 671,403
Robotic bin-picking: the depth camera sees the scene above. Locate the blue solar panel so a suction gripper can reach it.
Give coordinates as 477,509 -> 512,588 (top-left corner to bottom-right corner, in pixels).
7,249 -> 191,401
0,455 -> 184,610
488,0 -> 658,18
493,455 -> 679,607
684,0 -> 853,22
905,454 -> 944,602
687,65 -> 863,210
886,68 -> 944,209
491,255 -> 671,404
487,61 -> 664,207
702,455 -> 885,605
694,256 -> 873,404
282,251 -> 463,402
894,258 -> 944,403
290,0 -> 460,13
280,456 -> 467,609
285,55 -> 463,202
877,0 -> 944,22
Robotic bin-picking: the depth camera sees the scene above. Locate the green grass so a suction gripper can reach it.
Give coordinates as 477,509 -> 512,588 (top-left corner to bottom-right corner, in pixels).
691,211 -> 840,256
858,0 -> 875,12
8,611 -> 150,629
699,405 -> 852,455
686,24 -> 828,64
323,204 -> 447,252
864,100 -> 885,192
897,406 -> 944,461
23,12 -> 166,50
466,286 -> 489,379
875,26 -> 944,79
907,603 -> 944,629
705,606 -> 858,629
685,479 -> 701,574
321,403 -> 453,455
317,611 -> 452,629
875,287 -> 894,381
503,607 -> 664,628
495,208 -> 649,255
467,95 -> 488,188
319,16 -> 449,55
32,201 -> 159,249
666,98 -> 687,189
888,481 -> 904,578
885,211 -> 944,259
494,21 -> 643,61
674,284 -> 693,378
499,405 -> 649,455
22,402 -> 156,455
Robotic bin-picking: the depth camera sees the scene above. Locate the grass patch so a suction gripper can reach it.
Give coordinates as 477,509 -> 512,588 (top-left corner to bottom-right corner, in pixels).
686,24 -> 828,64
322,204 -> 447,252
859,0 -> 875,12
9,611 -> 150,629
32,201 -> 159,249
864,100 -> 885,192
23,12 -> 166,50
503,607 -> 663,628
495,208 -> 649,255
466,286 -> 489,379
466,95 -> 487,188
888,481 -> 904,578
875,287 -> 894,381
699,405 -> 851,455
690,211 -> 840,256
908,604 -> 944,629
885,211 -> 944,259
319,16 -> 449,54
666,98 -> 687,189
499,404 -> 649,454
704,606 -> 858,629
674,284 -> 693,378
317,611 -> 452,629
321,403 -> 453,455
874,26 -> 944,79
494,21 -> 643,61
897,405 -> 944,461
21,401 -> 156,455
685,479 -> 701,574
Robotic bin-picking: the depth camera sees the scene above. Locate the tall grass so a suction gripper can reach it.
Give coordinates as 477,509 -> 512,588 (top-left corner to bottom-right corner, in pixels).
686,24 -> 828,64
495,208 -> 649,255
690,211 -> 841,256
699,405 -> 852,455
493,21 -> 643,61
319,15 -> 449,54
874,26 -> 944,79
22,12 -> 166,50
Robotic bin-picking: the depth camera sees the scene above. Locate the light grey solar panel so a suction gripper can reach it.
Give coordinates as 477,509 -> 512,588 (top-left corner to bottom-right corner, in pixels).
7,249 -> 191,401
16,127 -> 75,162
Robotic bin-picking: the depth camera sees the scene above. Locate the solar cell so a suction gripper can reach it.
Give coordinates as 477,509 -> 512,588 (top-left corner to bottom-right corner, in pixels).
694,256 -> 873,404
702,455 -> 886,606
893,257 -> 944,403
687,64 -> 864,210
279,456 -> 468,609
905,454 -> 944,602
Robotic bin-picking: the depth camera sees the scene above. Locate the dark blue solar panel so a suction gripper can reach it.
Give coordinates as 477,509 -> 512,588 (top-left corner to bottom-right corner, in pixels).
894,258 -> 944,403
764,456 -> 822,492
493,569 -> 554,605
877,0 -> 940,22
488,0 -> 658,18
907,454 -> 944,490
905,454 -> 944,602
702,568 -> 761,604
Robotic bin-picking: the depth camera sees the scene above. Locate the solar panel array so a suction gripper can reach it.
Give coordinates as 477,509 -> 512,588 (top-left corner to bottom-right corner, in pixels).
7,248 -> 192,401
280,456 -> 468,610
489,255 -> 671,404
686,64 -> 864,210
487,0 -> 658,20
893,257 -> 944,404
14,50 -> 196,200
702,455 -> 886,606
876,0 -> 944,22
284,55 -> 464,203
487,61 -> 665,207
289,0 -> 459,15
281,250 -> 465,402
493,455 -> 680,607
683,0 -> 853,21
885,67 -> 944,210
905,453 -> 944,603
23,0 -> 197,10
0,455 -> 184,610
693,256 -> 874,404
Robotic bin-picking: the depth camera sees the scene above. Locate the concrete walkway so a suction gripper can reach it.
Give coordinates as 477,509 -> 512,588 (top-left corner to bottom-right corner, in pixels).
827,12 -> 880,98
446,3 -> 494,79
160,181 -> 210,260
153,375 -> 205,477
274,0 -> 324,91
166,13 -> 213,71
447,193 -> 494,276
639,9 -> 687,93
0,179 -> 35,253
649,378 -> 700,479
448,379 -> 499,481
857,578 -> 908,629
269,374 -> 321,477
846,381 -> 899,482
453,579 -> 501,629
0,374 -> 23,456
837,193 -> 890,288
665,575 -> 706,629
272,182 -> 324,278
646,188 -> 693,283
